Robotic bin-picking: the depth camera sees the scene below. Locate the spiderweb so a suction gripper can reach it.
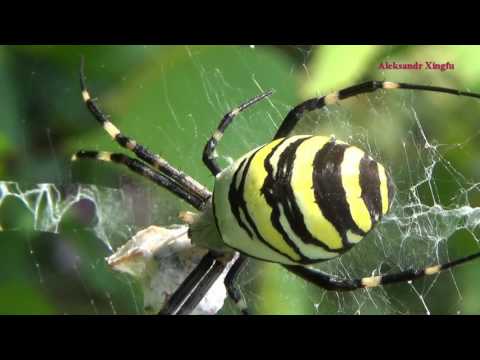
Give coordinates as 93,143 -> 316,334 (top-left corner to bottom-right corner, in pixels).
1,45 -> 480,314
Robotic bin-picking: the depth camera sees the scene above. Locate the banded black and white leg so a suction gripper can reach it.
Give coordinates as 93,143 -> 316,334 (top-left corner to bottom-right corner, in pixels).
80,58 -> 211,204
202,89 -> 274,175
72,150 -> 208,211
285,250 -> 480,292
274,80 -> 480,139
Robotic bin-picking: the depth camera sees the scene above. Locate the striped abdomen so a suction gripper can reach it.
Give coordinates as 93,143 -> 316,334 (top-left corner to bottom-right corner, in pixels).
212,135 -> 394,265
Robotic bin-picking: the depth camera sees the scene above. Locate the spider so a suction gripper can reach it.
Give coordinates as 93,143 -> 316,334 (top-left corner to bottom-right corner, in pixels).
73,58 -> 480,315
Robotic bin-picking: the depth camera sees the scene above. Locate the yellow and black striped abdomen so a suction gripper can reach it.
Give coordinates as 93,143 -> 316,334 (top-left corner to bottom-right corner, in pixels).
213,135 -> 394,265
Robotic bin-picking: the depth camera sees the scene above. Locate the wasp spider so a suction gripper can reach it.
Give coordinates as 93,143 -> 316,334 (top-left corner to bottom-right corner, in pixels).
73,59 -> 480,315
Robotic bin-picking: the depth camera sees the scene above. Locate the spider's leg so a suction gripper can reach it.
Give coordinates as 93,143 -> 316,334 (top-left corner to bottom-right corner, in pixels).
158,251 -> 218,315
203,90 -> 273,176
224,255 -> 249,315
72,150 -> 206,211
160,251 -> 243,315
80,59 -> 211,204
284,249 -> 480,291
274,80 -> 480,139
175,257 -> 228,315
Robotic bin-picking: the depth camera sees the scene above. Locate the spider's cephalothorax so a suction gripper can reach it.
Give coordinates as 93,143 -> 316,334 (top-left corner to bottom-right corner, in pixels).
74,59 -> 480,315
213,135 -> 394,265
